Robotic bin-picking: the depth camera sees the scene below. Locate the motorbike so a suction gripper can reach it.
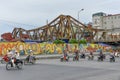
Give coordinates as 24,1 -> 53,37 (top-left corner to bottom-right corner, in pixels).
80,53 -> 86,59
73,54 -> 79,61
114,52 -> 119,57
88,55 -> 94,60
24,55 -> 36,64
110,55 -> 115,62
60,54 -> 69,62
6,58 -> 23,70
0,55 -> 9,64
97,54 -> 105,61
103,54 -> 106,59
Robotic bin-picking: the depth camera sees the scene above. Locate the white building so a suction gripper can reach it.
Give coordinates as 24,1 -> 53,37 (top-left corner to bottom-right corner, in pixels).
92,12 -> 120,29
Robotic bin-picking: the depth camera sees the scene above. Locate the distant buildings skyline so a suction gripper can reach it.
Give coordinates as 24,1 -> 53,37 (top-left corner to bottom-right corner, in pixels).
92,12 -> 120,29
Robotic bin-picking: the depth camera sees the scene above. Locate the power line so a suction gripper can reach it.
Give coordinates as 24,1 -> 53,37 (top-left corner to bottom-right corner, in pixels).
0,19 -> 37,28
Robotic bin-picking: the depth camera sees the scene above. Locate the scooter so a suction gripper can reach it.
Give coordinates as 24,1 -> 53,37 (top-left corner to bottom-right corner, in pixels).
80,53 -> 86,59
6,58 -> 23,70
88,55 -> 94,60
24,55 -> 36,64
110,55 -> 115,62
73,54 -> 79,61
98,54 -> 106,61
60,54 -> 69,62
98,55 -> 104,61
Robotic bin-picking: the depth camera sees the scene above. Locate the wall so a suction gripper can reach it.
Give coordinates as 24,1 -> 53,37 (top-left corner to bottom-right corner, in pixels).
0,42 -> 111,56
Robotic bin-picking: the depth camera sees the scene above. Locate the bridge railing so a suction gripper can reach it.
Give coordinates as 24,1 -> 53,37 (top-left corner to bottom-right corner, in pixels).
92,37 -> 120,42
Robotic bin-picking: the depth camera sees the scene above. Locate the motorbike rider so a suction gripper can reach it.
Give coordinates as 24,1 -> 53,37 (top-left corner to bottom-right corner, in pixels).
110,51 -> 115,59
7,50 -> 16,67
62,49 -> 69,59
14,51 -> 20,62
7,50 -> 12,57
80,50 -> 86,58
74,50 -> 79,57
88,51 -> 94,59
26,50 -> 34,62
64,50 -> 68,57
90,51 -> 93,55
114,50 -> 119,57
98,50 -> 104,60
73,49 -> 79,60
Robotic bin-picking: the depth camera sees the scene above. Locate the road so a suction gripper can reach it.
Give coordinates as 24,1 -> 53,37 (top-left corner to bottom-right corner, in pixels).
0,56 -> 120,80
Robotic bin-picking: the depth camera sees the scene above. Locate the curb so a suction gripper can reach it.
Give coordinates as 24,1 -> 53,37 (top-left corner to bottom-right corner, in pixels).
1,52 -> 110,60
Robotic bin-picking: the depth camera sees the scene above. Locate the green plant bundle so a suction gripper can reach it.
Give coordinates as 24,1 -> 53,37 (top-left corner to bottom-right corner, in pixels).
69,39 -> 78,44
53,40 -> 65,44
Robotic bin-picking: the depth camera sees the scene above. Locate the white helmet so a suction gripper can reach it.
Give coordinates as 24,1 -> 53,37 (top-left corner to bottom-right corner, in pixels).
30,50 -> 33,52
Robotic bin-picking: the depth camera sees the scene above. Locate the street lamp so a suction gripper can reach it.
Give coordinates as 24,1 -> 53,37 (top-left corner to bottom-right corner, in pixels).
78,8 -> 84,21
77,9 -> 84,36
77,9 -> 84,51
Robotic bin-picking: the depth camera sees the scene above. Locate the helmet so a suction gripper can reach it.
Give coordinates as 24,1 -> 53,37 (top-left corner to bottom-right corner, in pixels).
30,50 -> 33,52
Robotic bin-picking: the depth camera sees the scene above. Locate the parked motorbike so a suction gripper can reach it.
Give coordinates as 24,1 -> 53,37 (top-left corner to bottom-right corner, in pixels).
60,54 -> 69,62
6,58 -> 23,70
24,55 -> 36,64
110,55 -> 115,62
1,55 -> 9,64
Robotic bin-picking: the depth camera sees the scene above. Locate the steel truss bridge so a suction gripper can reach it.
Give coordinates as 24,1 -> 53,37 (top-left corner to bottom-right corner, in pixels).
12,15 -> 120,43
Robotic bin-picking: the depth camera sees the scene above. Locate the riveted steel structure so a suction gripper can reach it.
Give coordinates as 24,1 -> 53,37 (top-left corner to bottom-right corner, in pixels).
12,15 -> 120,42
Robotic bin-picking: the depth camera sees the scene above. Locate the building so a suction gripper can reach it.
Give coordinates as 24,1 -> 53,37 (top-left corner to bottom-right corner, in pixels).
92,12 -> 120,29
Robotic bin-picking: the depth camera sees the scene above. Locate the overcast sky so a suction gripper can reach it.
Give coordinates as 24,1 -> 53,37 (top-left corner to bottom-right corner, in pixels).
0,0 -> 120,38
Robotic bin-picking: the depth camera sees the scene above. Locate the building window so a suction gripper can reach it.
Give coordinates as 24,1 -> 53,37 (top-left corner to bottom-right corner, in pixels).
111,21 -> 113,23
111,16 -> 113,19
104,22 -> 106,24
114,16 -> 116,19
94,19 -> 97,24
112,25 -> 114,29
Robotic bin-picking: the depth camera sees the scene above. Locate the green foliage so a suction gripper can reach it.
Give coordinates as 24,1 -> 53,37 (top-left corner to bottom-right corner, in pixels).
53,39 -> 65,44
69,39 -> 78,44
79,39 -> 87,44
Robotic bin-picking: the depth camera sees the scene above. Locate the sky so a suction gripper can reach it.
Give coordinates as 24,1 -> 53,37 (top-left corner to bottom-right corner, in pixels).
0,0 -> 120,39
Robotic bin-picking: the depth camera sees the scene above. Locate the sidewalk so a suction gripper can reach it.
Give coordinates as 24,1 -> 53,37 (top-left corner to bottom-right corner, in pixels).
20,52 -> 110,60
20,54 -> 61,60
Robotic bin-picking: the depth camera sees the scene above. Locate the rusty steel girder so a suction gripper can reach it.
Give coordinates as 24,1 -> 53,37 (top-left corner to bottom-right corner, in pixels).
12,15 -> 120,42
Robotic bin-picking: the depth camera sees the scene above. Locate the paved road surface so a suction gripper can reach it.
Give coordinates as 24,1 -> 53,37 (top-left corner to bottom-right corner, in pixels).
0,56 -> 120,80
